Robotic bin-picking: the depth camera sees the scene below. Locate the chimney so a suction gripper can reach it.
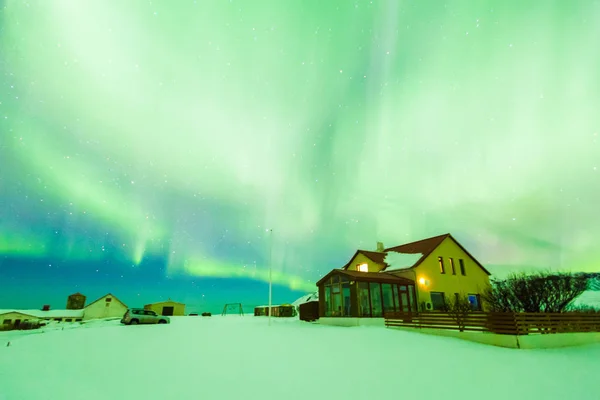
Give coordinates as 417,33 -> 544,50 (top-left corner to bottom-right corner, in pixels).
376,242 -> 385,252
42,305 -> 50,311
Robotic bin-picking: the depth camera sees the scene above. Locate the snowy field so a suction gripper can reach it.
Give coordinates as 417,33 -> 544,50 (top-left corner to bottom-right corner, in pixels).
1,316 -> 599,400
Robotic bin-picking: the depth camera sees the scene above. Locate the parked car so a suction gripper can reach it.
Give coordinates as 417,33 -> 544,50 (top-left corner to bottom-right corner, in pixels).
121,308 -> 170,325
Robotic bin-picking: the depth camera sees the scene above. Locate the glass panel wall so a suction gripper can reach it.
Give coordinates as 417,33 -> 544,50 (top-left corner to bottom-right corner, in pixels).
358,282 -> 370,317
408,285 -> 417,312
324,286 -> 332,316
332,282 -> 342,316
342,283 -> 351,316
370,282 -> 382,317
381,284 -> 395,314
400,291 -> 409,312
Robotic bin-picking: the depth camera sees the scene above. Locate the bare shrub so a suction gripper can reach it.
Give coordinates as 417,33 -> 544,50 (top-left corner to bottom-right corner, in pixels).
482,271 -> 589,313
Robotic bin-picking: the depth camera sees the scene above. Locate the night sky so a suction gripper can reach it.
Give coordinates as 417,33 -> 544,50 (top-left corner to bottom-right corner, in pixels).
1,1 -> 599,313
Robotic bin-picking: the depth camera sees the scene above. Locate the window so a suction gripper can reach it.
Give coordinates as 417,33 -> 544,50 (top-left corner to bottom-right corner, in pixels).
65,318 -> 72,322
468,294 -> 482,311
2,319 -> 11,325
449,258 -> 456,275
75,319 -> 82,322
357,263 -> 368,272
430,292 -> 446,311
459,259 -> 466,275
438,257 -> 445,274
106,297 -> 112,302
324,274 -> 351,317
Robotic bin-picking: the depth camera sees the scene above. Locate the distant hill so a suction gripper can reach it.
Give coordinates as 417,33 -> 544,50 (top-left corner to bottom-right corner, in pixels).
579,273 -> 600,291
574,291 -> 600,308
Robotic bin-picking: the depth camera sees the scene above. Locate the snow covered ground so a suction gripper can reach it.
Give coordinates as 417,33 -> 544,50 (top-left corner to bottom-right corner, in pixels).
1,316 -> 599,400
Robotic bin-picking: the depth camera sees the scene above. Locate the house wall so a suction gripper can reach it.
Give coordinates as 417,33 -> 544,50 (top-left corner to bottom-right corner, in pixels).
145,302 -> 185,316
411,237 -> 490,310
345,253 -> 385,273
83,295 -> 128,320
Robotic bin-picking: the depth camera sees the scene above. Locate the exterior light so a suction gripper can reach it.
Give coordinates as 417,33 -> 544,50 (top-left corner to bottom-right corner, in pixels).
418,277 -> 426,285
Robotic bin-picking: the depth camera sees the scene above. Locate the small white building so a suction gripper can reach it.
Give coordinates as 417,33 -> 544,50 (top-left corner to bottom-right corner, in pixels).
0,293 -> 128,327
0,309 -> 84,326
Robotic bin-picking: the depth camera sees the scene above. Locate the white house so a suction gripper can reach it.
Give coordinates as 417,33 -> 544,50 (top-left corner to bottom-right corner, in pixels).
82,293 -> 128,320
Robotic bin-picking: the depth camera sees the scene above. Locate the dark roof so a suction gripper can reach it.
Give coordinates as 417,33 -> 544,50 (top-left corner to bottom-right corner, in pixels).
316,269 -> 414,286
341,250 -> 387,270
384,233 -> 490,275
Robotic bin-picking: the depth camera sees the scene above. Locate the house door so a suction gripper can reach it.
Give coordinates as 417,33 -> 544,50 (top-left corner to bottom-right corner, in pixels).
162,306 -> 174,316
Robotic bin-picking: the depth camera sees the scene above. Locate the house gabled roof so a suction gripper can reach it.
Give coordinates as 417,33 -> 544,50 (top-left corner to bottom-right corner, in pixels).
341,250 -> 387,270
84,293 -> 128,309
383,233 -> 491,275
145,300 -> 185,306
316,269 -> 414,286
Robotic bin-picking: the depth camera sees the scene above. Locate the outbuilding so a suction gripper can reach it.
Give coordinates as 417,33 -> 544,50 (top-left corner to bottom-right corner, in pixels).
0,309 -> 84,326
254,304 -> 296,317
144,300 -> 185,316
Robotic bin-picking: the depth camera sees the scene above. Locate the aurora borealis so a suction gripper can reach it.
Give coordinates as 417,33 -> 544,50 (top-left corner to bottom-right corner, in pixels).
1,1 -> 599,311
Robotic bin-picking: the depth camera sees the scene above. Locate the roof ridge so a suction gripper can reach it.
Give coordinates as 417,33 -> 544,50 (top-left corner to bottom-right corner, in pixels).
384,233 -> 450,251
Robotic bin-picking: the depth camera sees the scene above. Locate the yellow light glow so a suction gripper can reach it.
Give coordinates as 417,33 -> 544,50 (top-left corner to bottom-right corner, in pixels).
418,277 -> 426,285
358,263 -> 368,272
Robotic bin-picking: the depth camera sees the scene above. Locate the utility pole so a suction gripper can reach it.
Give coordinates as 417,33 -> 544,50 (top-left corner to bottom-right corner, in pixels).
268,228 -> 273,327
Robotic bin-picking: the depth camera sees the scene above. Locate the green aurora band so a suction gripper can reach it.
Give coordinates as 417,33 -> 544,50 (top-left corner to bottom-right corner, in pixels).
1,0 -> 599,289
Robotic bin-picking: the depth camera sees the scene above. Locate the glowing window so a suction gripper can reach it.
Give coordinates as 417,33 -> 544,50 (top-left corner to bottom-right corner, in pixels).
357,263 -> 368,272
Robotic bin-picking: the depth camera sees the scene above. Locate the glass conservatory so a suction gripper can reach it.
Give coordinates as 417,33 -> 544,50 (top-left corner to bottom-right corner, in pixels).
316,269 -> 417,318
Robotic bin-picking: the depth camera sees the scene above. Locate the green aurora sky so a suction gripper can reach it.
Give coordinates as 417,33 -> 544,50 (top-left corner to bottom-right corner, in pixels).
1,0 -> 599,309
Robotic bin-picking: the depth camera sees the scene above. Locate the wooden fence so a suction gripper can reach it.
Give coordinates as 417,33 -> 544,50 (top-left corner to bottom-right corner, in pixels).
384,311 -> 600,335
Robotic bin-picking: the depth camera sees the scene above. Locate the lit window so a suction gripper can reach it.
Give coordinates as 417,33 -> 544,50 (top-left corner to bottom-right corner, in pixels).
357,263 -> 368,272
449,258 -> 456,275
438,257 -> 445,274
